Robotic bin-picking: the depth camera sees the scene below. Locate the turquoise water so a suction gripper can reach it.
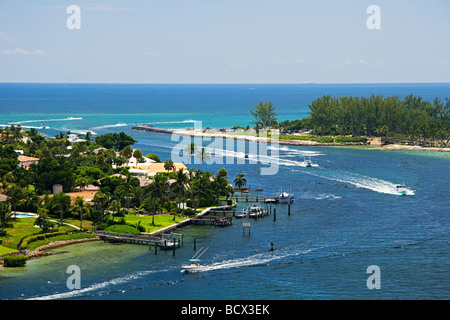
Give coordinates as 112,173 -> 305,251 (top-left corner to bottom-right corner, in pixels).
0,83 -> 449,300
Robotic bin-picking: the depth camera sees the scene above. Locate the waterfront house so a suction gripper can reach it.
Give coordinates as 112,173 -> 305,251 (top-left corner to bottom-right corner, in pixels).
18,155 -> 40,170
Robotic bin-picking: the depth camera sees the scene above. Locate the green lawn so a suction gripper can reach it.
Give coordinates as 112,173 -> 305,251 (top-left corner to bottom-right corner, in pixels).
0,217 -> 78,253
124,214 -> 189,233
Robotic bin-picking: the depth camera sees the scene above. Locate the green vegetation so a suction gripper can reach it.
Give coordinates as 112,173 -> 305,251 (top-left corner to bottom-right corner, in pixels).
278,134 -> 367,144
246,96 -> 449,147
0,127 -> 236,259
23,232 -> 97,251
251,101 -> 278,130
104,224 -> 141,235
3,255 -> 27,267
94,132 -> 137,151
308,94 -> 450,145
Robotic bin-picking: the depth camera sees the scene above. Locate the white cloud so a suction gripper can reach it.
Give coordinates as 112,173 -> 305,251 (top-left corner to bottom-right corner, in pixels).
0,48 -> 45,56
0,32 -> 16,43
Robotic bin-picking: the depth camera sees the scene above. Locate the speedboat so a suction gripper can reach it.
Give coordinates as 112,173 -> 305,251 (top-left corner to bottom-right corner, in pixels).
182,247 -> 209,273
275,190 -> 294,203
303,157 -> 312,167
181,259 -> 209,273
395,184 -> 407,195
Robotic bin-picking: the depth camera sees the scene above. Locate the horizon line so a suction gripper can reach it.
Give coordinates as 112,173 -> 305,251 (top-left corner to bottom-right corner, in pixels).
1,81 -> 450,85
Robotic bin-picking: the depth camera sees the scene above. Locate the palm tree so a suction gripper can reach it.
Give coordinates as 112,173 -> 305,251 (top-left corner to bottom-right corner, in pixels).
184,142 -> 198,163
164,159 -> 175,172
107,199 -> 121,222
189,171 -> 213,212
145,173 -> 169,225
195,147 -> 210,163
51,192 -> 71,224
120,145 -> 133,166
6,185 -> 24,218
0,202 -> 12,235
75,176 -> 93,191
171,169 -> 189,220
234,173 -> 247,194
93,191 -> 108,217
34,206 -> 52,233
132,149 -> 144,164
73,196 -> 90,230
116,172 -> 139,209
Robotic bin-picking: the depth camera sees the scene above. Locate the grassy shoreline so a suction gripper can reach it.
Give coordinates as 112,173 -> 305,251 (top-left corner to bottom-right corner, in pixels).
0,207 -> 221,261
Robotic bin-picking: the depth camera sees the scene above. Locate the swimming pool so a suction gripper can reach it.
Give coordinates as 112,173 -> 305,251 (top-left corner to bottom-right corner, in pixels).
14,213 -> 38,218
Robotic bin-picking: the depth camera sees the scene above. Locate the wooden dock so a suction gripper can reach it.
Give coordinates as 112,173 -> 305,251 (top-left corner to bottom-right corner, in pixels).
191,215 -> 232,226
96,230 -> 182,250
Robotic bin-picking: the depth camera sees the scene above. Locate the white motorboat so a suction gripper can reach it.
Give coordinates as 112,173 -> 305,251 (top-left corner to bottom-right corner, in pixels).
395,184 -> 407,195
303,157 -> 312,167
182,247 -> 209,273
234,211 -> 247,218
181,260 -> 209,273
275,189 -> 294,203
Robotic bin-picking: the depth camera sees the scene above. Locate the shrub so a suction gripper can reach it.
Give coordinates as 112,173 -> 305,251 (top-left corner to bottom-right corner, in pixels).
3,256 -> 28,267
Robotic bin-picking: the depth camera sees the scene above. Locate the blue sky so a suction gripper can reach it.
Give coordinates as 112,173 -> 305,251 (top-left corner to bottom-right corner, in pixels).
0,0 -> 449,83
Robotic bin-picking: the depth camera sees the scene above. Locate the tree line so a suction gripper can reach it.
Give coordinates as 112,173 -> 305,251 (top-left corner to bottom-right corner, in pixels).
308,94 -> 450,143
250,95 -> 450,145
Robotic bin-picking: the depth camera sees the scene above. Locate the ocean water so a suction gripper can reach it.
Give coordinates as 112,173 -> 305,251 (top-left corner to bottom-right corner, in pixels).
0,83 -> 449,300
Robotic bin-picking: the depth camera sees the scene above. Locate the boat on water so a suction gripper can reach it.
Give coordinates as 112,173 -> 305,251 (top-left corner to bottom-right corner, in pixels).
395,184 -> 408,195
182,247 -> 209,273
275,189 -> 294,203
234,210 -> 247,218
246,205 -> 266,219
303,156 -> 312,167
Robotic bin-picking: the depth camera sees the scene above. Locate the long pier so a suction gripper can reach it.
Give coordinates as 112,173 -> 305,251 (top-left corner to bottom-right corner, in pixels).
231,194 -> 279,204
191,215 -> 232,226
96,230 -> 182,250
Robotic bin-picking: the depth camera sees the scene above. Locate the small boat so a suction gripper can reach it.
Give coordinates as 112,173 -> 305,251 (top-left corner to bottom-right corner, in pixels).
247,206 -> 267,218
303,157 -> 312,167
395,184 -> 407,195
234,210 -> 247,218
245,153 -> 249,159
275,189 -> 294,203
182,247 -> 209,274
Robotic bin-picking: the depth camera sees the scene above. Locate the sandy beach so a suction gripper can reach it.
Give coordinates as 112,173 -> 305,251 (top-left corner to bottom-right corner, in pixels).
382,144 -> 450,152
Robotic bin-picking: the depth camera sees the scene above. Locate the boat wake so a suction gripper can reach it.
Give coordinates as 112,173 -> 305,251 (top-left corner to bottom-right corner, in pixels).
27,268 -> 171,300
188,241 -> 344,274
299,169 -> 415,196
90,123 -> 129,130
10,117 -> 83,124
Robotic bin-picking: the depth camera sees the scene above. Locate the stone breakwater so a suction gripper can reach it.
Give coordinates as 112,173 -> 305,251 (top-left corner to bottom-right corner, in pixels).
25,237 -> 100,258
0,237 -> 100,263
